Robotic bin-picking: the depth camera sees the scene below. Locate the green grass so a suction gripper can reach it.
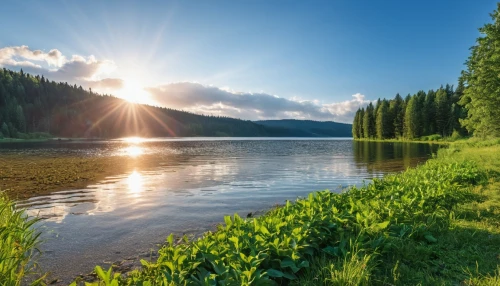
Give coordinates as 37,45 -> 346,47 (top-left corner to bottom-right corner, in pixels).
0,194 -> 44,285
77,139 -> 499,285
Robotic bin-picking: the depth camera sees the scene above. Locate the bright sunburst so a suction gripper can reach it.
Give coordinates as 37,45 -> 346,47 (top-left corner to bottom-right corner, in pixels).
117,78 -> 150,103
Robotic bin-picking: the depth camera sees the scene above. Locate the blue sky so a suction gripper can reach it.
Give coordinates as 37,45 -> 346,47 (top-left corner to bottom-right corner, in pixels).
0,0 -> 497,122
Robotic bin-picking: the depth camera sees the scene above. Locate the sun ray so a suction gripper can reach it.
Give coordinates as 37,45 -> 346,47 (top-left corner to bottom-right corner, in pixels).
85,99 -> 129,136
136,104 -> 177,137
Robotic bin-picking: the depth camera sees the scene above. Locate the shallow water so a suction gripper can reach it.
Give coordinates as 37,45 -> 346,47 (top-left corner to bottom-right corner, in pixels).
5,138 -> 438,283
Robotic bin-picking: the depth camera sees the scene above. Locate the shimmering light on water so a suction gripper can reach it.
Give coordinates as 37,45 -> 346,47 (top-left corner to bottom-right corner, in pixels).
127,171 -> 143,197
124,146 -> 144,157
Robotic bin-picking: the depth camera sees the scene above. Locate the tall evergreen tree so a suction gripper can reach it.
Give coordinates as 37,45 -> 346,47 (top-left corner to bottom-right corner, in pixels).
402,94 -> 411,136
358,108 -> 365,138
435,88 -> 450,136
363,103 -> 375,138
352,109 -> 360,139
391,93 -> 404,138
423,90 -> 436,135
373,98 -> 382,125
453,79 -> 468,135
404,96 -> 420,139
460,3 -> 500,137
376,100 -> 390,139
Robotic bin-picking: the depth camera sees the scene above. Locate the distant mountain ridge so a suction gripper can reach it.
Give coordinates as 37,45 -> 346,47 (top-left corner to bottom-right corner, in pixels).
255,119 -> 352,137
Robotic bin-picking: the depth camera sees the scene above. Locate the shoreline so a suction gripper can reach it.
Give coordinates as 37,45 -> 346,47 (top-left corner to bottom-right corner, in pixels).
353,138 -> 451,144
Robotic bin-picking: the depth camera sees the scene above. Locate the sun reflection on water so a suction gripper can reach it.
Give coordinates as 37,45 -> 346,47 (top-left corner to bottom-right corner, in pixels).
124,146 -> 144,157
127,170 -> 143,197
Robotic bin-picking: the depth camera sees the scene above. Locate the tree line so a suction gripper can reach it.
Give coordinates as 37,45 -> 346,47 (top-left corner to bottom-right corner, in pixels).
352,83 -> 467,140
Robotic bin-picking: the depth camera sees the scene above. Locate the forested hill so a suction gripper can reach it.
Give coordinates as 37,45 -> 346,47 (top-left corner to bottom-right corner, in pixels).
0,68 -> 349,139
255,119 -> 352,137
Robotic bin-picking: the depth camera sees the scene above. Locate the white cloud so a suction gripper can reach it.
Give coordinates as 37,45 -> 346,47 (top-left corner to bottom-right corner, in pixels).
0,45 -> 119,91
53,55 -> 116,81
0,45 -> 65,67
147,82 -> 370,123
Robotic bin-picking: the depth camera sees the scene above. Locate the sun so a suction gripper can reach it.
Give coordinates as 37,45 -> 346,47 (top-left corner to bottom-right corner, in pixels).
117,79 -> 150,103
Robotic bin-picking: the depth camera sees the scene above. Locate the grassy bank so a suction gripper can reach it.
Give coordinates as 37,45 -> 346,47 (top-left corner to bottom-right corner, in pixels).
0,194 -> 44,285
73,140 -> 499,285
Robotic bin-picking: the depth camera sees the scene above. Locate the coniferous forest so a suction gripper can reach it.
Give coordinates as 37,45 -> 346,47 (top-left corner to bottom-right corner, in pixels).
352,83 -> 467,140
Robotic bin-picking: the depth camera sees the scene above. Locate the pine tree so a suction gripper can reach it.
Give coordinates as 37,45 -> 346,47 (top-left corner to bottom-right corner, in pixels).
435,88 -> 450,136
363,103 -> 376,138
453,79 -> 468,135
390,93 -> 404,138
460,3 -> 500,137
374,98 -> 381,125
402,94 -> 411,136
358,108 -> 365,138
404,96 -> 420,139
423,90 -> 436,135
376,100 -> 390,139
352,109 -> 360,139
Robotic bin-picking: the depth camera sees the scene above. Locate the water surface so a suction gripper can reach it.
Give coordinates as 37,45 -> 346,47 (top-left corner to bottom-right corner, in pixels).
4,138 -> 439,283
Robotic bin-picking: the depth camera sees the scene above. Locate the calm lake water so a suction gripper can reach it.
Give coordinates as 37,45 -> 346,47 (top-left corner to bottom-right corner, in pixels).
4,138 -> 439,283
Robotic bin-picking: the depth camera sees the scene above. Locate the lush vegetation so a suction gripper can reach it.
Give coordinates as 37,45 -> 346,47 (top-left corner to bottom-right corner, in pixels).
0,194 -> 44,285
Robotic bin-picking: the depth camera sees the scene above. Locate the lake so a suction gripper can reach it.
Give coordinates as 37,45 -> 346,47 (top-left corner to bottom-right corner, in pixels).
3,138 -> 439,283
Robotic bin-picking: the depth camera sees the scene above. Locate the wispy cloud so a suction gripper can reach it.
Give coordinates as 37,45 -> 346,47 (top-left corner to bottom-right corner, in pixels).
147,82 -> 369,123
0,45 -> 120,90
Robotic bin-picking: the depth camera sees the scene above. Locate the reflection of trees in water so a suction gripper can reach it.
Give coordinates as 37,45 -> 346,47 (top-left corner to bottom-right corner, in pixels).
353,141 -> 439,175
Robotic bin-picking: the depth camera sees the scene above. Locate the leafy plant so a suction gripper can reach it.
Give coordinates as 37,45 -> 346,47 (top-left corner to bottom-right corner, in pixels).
0,193 -> 44,286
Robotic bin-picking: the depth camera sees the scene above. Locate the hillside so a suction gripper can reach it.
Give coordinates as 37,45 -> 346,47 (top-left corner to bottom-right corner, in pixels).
0,69 -> 350,139
255,119 -> 352,137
